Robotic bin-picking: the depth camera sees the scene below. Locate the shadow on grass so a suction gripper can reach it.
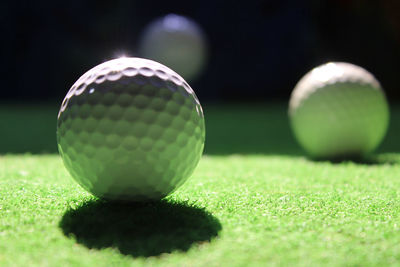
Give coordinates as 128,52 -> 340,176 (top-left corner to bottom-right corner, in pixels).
59,199 -> 221,257
309,153 -> 400,166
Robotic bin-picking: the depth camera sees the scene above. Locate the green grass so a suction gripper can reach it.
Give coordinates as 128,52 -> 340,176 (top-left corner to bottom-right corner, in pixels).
1,103 -> 400,266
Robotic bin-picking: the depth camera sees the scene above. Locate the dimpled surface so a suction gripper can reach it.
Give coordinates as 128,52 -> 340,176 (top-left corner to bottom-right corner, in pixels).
57,57 -> 205,201
289,62 -> 389,159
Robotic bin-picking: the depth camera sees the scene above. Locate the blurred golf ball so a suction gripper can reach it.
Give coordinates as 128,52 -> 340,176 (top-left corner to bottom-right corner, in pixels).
57,57 -> 205,201
138,14 -> 208,82
289,62 -> 389,159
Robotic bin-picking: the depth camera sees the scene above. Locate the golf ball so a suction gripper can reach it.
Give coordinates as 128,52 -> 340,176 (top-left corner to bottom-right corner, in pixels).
138,14 -> 207,82
289,62 -> 389,159
57,57 -> 205,201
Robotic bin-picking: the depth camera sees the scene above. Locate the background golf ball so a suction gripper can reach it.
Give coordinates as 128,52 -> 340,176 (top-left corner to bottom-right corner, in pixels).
57,57 -> 205,201
138,14 -> 208,82
289,62 -> 389,159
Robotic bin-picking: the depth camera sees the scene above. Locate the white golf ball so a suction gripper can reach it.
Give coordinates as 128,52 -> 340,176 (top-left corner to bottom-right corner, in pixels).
57,57 -> 205,201
289,62 -> 389,159
138,14 -> 208,82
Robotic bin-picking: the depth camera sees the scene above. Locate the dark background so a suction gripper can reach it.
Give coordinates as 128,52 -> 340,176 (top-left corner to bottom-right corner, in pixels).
2,0 -> 400,103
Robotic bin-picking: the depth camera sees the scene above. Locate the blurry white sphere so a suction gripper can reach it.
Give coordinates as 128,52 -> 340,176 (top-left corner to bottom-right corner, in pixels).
138,14 -> 208,82
289,62 -> 389,159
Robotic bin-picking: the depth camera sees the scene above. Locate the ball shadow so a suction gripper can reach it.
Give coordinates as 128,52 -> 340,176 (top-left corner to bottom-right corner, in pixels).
311,154 -> 398,166
59,199 -> 222,257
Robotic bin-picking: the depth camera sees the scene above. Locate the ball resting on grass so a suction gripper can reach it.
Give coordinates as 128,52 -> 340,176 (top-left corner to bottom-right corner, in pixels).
57,57 -> 205,201
289,62 -> 389,159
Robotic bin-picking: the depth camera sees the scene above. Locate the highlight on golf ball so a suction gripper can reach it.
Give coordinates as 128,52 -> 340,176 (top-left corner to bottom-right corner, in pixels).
138,14 -> 208,82
288,62 -> 389,159
57,57 -> 205,201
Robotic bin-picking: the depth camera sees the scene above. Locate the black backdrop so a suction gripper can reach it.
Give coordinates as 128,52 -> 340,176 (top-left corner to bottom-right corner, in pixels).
2,0 -> 400,102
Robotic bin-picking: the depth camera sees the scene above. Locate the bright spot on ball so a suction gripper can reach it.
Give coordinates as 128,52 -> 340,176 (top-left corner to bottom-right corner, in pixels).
311,62 -> 345,83
138,14 -> 208,82
289,62 -> 389,159
57,57 -> 205,201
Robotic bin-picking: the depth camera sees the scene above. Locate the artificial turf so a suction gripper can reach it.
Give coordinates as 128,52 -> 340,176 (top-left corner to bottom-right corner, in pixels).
1,103 -> 400,266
